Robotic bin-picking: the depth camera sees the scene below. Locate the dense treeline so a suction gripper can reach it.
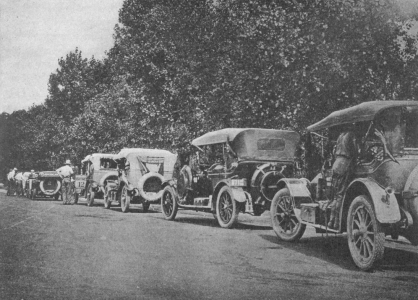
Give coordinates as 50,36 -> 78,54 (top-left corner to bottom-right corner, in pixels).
1,0 -> 418,179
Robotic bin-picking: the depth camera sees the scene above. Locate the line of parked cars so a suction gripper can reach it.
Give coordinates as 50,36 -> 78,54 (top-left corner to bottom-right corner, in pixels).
6,100 -> 418,271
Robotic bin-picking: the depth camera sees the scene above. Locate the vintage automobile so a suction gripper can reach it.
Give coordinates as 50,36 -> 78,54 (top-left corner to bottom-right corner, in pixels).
107,148 -> 178,212
270,100 -> 418,270
79,153 -> 118,206
161,128 -> 300,228
26,170 -> 62,200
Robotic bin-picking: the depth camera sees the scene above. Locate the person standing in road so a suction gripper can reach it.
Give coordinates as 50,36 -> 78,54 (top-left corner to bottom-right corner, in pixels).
14,171 -> 25,196
7,168 -> 17,196
56,160 -> 75,205
328,127 -> 359,229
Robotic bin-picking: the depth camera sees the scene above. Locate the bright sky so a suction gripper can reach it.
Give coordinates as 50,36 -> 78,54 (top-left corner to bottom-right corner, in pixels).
0,0 -> 124,113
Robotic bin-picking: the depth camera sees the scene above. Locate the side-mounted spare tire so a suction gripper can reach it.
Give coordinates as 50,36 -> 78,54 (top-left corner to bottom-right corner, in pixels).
177,165 -> 192,199
137,172 -> 165,203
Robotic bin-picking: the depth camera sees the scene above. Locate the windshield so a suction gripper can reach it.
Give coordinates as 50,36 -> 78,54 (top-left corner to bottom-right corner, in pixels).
404,107 -> 418,148
375,106 -> 418,151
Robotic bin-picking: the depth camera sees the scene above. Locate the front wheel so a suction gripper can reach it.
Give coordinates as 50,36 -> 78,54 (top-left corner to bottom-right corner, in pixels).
216,186 -> 239,229
120,186 -> 130,213
270,188 -> 306,242
347,195 -> 385,271
161,186 -> 178,220
86,187 -> 95,207
103,191 -> 111,209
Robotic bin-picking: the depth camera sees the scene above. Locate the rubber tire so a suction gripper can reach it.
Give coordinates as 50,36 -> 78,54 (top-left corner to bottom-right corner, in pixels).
103,191 -> 111,209
270,188 -> 306,242
74,193 -> 79,204
347,195 -> 385,271
161,186 -> 178,220
120,186 -> 130,213
87,187 -> 95,207
142,202 -> 150,213
138,172 -> 164,202
216,186 -> 239,229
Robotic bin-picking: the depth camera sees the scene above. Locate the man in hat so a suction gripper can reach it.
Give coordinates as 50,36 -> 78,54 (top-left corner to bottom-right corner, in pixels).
56,160 -> 75,205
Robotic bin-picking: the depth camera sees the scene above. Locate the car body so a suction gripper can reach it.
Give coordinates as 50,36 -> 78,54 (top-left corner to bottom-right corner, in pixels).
270,100 -> 418,270
26,171 -> 62,200
161,128 -> 300,228
109,148 -> 178,212
79,153 -> 118,206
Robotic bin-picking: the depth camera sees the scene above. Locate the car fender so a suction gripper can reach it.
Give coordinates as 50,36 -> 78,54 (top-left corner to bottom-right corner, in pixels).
230,187 -> 248,203
276,178 -> 313,208
345,178 -> 401,224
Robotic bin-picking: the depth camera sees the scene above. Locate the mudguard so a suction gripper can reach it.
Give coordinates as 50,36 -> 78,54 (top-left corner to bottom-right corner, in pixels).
345,178 -> 400,224
99,171 -> 119,187
276,178 -> 313,208
230,187 -> 248,203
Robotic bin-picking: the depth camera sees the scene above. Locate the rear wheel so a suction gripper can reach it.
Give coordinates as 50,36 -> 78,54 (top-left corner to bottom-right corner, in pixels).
161,186 -> 178,220
120,186 -> 130,213
347,195 -> 385,271
216,186 -> 239,229
270,188 -> 306,242
86,187 -> 95,207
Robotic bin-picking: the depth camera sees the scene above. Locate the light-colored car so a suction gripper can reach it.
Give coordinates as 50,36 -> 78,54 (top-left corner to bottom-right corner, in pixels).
109,148 -> 177,212
78,153 -> 118,206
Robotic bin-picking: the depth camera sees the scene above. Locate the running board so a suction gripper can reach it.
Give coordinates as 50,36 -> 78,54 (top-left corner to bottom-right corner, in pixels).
301,222 -> 340,233
385,239 -> 418,254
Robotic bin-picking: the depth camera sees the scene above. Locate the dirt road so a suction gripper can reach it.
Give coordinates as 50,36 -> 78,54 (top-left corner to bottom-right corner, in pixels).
1,192 -> 417,299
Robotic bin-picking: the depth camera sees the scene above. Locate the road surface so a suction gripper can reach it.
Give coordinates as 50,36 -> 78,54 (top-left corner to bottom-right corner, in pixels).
1,192 -> 417,299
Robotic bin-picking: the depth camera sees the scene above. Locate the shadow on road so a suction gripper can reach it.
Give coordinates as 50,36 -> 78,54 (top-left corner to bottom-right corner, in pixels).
260,234 -> 418,272
109,206 -> 159,214
162,216 -> 272,230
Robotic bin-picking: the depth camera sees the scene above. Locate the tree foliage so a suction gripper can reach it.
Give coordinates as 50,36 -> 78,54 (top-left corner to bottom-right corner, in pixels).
1,0 -> 417,176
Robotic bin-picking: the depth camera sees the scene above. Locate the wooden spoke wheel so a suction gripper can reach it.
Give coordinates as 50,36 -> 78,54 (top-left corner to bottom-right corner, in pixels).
120,185 -> 130,213
270,188 -> 306,242
161,186 -> 178,220
347,195 -> 385,271
216,186 -> 239,229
